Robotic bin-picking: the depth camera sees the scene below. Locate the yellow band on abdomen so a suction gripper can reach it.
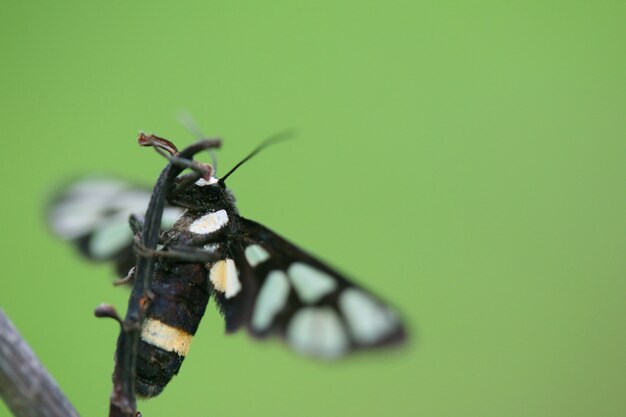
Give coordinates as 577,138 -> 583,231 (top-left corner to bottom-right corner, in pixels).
140,318 -> 193,356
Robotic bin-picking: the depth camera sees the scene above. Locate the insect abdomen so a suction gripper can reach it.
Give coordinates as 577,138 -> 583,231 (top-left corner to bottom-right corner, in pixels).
136,262 -> 209,397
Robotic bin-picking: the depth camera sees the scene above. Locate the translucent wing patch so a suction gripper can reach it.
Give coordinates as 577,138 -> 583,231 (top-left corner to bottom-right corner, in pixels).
221,216 -> 406,359
48,176 -> 183,275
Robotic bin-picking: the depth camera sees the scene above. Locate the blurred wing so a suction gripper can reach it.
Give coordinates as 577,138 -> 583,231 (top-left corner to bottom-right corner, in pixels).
48,176 -> 183,276
212,216 -> 406,359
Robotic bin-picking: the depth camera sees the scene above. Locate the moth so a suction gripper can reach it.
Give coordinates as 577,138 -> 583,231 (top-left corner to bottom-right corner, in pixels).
48,133 -> 406,397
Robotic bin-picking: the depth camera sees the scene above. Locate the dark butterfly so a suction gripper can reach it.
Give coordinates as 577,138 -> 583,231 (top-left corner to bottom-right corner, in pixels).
48,134 -> 407,397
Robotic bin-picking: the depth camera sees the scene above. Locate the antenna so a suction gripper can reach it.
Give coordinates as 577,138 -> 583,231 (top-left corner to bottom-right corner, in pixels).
178,111 -> 219,174
219,129 -> 294,184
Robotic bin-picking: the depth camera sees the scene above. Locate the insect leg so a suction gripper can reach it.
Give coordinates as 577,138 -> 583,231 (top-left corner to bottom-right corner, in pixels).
114,266 -> 136,286
129,214 -> 144,236
178,112 -> 219,174
133,241 -> 221,263
168,172 -> 203,198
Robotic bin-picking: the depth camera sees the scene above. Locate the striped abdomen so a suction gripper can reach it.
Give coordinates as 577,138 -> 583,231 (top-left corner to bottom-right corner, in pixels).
136,262 -> 209,397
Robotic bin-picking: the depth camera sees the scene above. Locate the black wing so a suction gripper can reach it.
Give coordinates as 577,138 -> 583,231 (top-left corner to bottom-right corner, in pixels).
212,216 -> 406,359
48,176 -> 183,276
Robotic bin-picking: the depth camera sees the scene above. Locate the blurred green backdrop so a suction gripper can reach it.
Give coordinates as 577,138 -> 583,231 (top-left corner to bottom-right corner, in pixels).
1,1 -> 625,416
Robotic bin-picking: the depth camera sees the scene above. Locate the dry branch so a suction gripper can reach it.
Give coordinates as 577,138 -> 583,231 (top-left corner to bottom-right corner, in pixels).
106,136 -> 220,417
0,309 -> 80,417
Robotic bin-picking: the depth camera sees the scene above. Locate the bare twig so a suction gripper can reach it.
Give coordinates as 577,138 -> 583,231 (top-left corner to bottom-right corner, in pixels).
106,136 -> 221,417
0,309 -> 80,417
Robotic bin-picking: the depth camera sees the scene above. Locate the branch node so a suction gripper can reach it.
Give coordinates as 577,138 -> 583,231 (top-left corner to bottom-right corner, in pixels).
94,304 -> 124,325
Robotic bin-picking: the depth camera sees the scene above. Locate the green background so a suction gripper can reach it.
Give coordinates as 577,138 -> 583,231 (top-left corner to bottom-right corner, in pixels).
1,2 -> 625,416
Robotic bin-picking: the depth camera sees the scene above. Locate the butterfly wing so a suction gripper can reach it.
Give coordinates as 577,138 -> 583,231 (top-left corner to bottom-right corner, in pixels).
48,176 -> 183,276
50,177 -> 407,358
212,216 -> 407,359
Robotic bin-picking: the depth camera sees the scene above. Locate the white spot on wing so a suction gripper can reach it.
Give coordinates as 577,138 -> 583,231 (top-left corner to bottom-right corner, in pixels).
161,207 -> 184,228
287,307 -> 348,358
339,289 -> 399,344
209,259 -> 241,298
110,190 -> 153,212
51,209 -> 107,239
288,263 -> 337,303
89,219 -> 133,259
245,244 -> 270,267
50,178 -> 150,239
189,209 -> 229,235
252,270 -> 290,332
67,178 -> 128,197
140,318 -> 193,356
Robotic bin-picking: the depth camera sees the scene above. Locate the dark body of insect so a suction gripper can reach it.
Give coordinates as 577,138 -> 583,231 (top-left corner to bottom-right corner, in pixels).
134,179 -> 241,396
